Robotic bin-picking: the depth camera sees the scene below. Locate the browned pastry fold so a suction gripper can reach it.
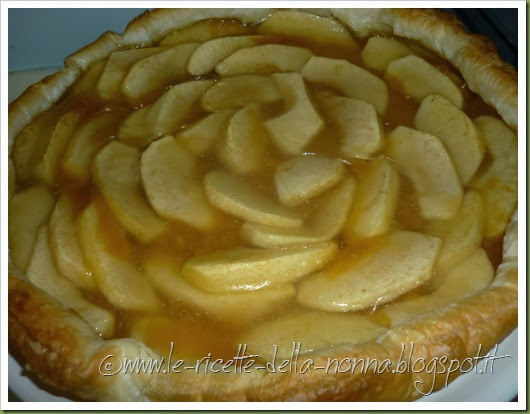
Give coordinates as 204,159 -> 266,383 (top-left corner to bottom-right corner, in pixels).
8,8 -> 518,401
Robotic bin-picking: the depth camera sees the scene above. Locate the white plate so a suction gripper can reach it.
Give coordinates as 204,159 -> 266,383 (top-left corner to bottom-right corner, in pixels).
7,66 -> 519,403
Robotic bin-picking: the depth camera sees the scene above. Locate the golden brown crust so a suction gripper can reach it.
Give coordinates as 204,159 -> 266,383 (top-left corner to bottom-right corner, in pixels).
8,8 -> 518,401
8,276 -> 103,399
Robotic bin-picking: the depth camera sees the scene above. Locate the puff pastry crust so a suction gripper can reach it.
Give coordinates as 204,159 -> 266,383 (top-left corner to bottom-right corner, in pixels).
8,8 -> 518,401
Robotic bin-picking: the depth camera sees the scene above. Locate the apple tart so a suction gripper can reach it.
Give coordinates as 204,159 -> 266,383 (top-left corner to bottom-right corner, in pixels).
8,8 -> 518,401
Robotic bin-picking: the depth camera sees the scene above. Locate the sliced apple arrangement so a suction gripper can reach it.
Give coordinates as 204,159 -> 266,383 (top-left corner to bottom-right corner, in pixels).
9,10 -> 517,361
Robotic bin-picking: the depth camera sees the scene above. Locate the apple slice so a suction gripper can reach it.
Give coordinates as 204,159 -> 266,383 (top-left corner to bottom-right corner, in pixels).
182,241 -> 338,293
8,158 -> 15,202
471,116 -> 517,238
175,109 -> 235,156
188,35 -> 270,75
242,177 -> 355,248
301,56 -> 388,115
265,72 -> 324,155
160,19 -> 251,45
319,95 -> 383,159
241,312 -> 386,361
377,248 -> 493,327
49,194 -> 96,290
434,248 -> 494,301
344,157 -> 400,240
256,10 -> 358,50
275,154 -> 345,207
201,74 -> 281,110
96,47 -> 165,100
93,141 -> 166,242
122,43 -> 199,100
427,191 -> 484,276
118,80 -> 214,147
387,126 -> 463,220
361,37 -> 412,71
78,203 -> 161,312
215,44 -> 314,76
70,60 -> 106,97
385,55 -> 464,108
141,136 -> 220,232
128,315 -> 234,361
27,226 -> 115,338
217,103 -> 268,175
204,170 -> 302,228
415,94 -> 485,185
143,248 -> 295,324
8,186 -> 55,271
12,110 -> 59,183
297,231 -> 441,312
35,111 -> 80,186
473,116 -> 517,168
62,111 -> 119,183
